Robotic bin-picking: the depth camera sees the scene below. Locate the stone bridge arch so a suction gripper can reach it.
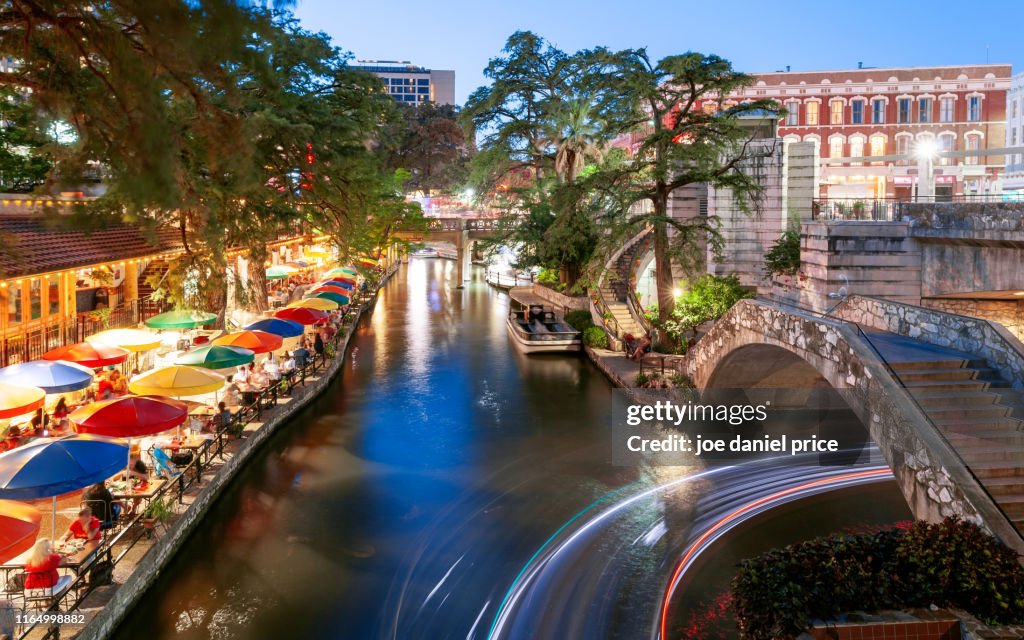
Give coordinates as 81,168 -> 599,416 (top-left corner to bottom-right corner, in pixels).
685,298 -> 1024,552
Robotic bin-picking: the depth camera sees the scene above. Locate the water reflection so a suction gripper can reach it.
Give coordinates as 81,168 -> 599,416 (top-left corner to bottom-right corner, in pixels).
114,262 -> 908,640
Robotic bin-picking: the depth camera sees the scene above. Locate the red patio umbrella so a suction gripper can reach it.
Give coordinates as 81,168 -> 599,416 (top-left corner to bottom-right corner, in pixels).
69,395 -> 188,438
309,285 -> 349,296
42,342 -> 129,369
0,499 -> 41,563
274,307 -> 328,326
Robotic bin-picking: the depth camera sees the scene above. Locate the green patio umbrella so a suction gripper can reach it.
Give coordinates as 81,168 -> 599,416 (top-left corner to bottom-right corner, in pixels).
145,310 -> 218,329
175,345 -> 255,370
266,265 -> 297,280
311,291 -> 350,306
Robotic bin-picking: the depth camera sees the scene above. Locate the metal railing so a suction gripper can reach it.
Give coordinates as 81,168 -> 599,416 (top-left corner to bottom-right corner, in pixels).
8,288 -> 377,640
485,269 -> 534,289
812,194 -> 1015,222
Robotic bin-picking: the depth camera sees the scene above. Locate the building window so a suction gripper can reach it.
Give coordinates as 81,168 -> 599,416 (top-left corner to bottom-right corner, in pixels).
851,100 -> 864,124
968,96 -> 981,121
939,97 -> 954,122
870,135 -> 886,163
1012,98 -> 1018,119
872,99 -> 886,124
7,282 -> 21,326
898,98 -> 911,123
830,100 -> 843,125
829,137 -> 843,159
805,101 -> 819,126
29,278 -> 40,321
938,134 -> 954,166
896,136 -> 911,165
849,136 -> 864,164
964,134 -> 981,165
47,275 -> 59,316
918,98 -> 932,123
785,101 -> 799,126
702,102 -> 717,115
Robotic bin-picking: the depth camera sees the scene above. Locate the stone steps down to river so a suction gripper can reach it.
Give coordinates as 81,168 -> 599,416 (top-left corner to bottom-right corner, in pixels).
867,332 -> 1024,531
596,231 -> 651,338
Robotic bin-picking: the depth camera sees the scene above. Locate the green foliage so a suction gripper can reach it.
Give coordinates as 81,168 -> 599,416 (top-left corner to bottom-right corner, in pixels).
143,496 -> 175,523
537,268 -> 561,285
563,310 -> 594,332
583,326 -> 609,348
732,518 -> 1024,639
661,275 -> 751,345
763,230 -> 801,277
0,88 -> 52,192
380,102 -> 472,192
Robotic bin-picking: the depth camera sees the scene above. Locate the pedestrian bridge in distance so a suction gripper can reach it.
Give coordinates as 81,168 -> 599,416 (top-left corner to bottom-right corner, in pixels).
394,215 -> 508,284
684,294 -> 1024,554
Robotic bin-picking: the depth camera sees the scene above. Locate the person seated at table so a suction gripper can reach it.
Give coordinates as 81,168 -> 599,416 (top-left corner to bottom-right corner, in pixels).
109,369 -> 128,396
263,358 -> 281,384
82,481 -> 118,526
1,425 -> 21,452
313,331 -> 325,362
222,381 -> 242,407
29,409 -> 48,434
117,447 -> 149,481
630,332 -> 653,361
322,323 -> 336,341
60,507 -> 101,554
50,397 -> 71,431
234,364 -> 250,385
282,352 -> 296,379
23,538 -> 72,594
207,401 -> 232,434
95,370 -> 114,400
250,365 -> 269,391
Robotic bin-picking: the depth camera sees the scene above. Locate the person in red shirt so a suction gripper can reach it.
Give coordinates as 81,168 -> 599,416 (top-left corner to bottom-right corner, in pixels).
23,538 -> 71,593
60,507 -> 101,557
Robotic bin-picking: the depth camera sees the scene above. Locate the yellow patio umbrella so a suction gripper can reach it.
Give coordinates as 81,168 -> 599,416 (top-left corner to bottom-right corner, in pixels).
304,246 -> 330,259
86,328 -> 162,352
0,382 -> 46,419
128,365 -> 225,397
287,297 -> 338,311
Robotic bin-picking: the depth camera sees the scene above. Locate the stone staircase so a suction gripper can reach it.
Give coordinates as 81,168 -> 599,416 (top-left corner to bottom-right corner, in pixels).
596,231 -> 652,338
870,332 -> 1024,533
137,260 -> 168,301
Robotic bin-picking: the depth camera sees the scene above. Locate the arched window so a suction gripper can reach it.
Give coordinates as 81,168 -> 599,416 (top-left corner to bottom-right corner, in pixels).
869,134 -> 887,164
849,135 -> 865,165
829,136 -> 844,159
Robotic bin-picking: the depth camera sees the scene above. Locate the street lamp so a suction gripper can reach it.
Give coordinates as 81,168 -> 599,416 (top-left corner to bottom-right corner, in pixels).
913,139 -> 939,201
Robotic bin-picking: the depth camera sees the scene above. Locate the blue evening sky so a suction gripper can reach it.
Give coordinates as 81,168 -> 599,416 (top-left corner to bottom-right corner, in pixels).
291,0 -> 1024,106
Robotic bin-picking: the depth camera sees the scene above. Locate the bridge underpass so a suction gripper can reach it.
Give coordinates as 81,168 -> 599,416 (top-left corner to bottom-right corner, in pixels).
685,295 -> 1024,553
394,216 -> 501,286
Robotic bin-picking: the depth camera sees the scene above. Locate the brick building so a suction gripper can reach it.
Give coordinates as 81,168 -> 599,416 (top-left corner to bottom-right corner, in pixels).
704,64 -> 1012,200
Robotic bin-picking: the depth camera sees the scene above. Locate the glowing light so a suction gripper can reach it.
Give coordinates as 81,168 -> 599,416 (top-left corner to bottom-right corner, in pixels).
914,138 -> 939,160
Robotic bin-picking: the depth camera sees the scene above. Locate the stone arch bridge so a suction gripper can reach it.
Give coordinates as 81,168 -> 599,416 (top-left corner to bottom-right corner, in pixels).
685,294 -> 1024,553
394,216 -> 504,285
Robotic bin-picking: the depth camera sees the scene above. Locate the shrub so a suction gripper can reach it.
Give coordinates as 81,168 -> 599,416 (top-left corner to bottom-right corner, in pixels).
731,518 -> 1024,639
537,268 -> 560,285
564,310 -> 594,331
583,326 -> 609,348
763,230 -> 801,277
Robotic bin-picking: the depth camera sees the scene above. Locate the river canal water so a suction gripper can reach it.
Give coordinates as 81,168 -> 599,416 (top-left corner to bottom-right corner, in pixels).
113,259 -> 911,640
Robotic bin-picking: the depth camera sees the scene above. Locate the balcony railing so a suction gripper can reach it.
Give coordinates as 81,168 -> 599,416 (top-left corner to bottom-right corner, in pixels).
812,194 -> 1013,222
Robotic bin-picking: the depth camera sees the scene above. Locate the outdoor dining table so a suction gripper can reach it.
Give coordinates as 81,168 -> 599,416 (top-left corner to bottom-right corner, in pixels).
108,477 -> 166,504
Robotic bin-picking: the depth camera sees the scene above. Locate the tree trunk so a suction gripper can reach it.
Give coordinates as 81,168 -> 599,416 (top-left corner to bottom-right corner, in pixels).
247,246 -> 269,312
653,196 -> 675,322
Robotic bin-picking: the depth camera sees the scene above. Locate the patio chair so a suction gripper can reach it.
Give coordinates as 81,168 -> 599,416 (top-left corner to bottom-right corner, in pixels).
23,571 -> 72,611
150,447 -> 180,480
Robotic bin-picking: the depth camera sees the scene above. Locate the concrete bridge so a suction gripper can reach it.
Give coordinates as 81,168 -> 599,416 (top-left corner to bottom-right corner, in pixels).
684,294 -> 1024,553
394,216 -> 504,285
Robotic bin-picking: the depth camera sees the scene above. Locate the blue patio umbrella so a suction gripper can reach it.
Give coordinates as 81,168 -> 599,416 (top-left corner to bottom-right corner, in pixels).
0,360 -> 94,393
0,434 -> 129,537
243,318 -> 305,339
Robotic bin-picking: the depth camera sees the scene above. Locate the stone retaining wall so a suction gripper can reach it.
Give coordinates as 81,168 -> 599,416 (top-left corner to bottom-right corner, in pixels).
530,284 -> 589,312
75,279 -> 389,640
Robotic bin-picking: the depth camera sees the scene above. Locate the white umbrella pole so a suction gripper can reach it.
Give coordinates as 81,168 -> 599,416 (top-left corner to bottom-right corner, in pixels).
51,495 -> 56,540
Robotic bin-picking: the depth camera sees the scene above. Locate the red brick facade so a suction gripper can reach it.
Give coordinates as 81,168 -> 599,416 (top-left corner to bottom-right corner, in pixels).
706,65 -> 1012,198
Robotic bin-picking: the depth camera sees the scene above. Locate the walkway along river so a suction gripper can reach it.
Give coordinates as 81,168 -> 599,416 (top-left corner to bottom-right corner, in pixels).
112,259 -> 912,640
